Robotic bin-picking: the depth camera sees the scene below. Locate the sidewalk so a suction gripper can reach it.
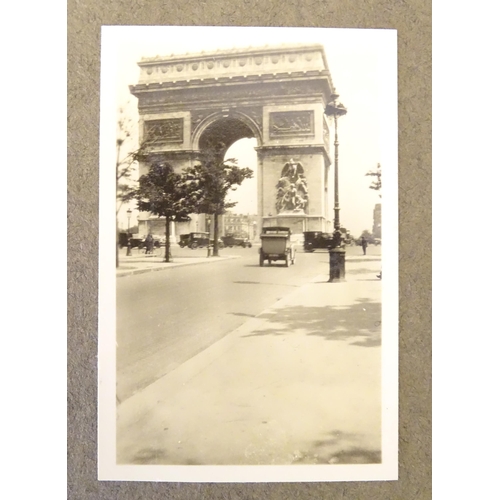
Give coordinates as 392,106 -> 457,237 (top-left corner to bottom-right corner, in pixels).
116,248 -> 238,277
117,257 -> 382,466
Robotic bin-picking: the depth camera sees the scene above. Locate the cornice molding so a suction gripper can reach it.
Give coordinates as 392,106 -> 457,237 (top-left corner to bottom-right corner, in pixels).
133,44 -> 334,90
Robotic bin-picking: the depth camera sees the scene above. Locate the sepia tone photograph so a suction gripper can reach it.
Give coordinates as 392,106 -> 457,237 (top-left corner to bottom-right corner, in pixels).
98,26 -> 398,482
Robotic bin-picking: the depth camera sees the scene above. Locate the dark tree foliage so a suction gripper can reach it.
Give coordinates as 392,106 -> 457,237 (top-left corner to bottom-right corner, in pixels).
183,152 -> 253,257
365,163 -> 382,196
132,162 -> 198,262
115,105 -> 161,267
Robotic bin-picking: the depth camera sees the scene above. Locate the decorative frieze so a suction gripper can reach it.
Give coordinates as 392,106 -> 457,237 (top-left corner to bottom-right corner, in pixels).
269,110 -> 314,138
144,118 -> 184,144
136,44 -> 329,86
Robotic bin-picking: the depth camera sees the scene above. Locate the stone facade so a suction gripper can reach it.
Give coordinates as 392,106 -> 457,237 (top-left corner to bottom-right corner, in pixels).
223,213 -> 259,240
130,44 -> 335,236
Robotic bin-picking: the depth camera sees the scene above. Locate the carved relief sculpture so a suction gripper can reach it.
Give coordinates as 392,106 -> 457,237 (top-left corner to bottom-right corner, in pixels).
269,111 -> 314,138
144,118 -> 184,144
276,159 -> 309,213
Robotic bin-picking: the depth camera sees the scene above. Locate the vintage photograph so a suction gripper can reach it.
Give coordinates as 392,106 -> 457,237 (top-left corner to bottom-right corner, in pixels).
98,26 -> 398,482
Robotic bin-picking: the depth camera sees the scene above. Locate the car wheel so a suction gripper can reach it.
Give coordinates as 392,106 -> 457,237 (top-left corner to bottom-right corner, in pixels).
191,242 -> 198,249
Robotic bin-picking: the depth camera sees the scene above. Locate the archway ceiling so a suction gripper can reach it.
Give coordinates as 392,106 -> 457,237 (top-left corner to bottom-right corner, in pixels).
198,118 -> 254,153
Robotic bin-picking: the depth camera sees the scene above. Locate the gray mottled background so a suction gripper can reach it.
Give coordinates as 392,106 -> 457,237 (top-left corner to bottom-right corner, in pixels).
67,1 -> 431,498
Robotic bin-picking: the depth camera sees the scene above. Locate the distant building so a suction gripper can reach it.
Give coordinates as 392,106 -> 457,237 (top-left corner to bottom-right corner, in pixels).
372,203 -> 381,239
223,213 -> 259,240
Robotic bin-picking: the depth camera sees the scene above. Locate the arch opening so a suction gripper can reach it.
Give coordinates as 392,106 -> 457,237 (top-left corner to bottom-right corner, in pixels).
198,117 -> 255,157
194,116 -> 260,241
224,137 -> 258,218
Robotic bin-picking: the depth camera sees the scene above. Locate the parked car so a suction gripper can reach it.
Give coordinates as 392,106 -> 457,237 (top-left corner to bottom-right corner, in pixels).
120,233 -> 146,249
221,235 -> 252,248
178,232 -> 224,249
179,232 -> 209,249
303,231 -> 335,252
209,238 -> 225,249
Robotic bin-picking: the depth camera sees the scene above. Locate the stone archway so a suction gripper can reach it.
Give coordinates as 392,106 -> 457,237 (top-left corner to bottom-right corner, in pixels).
130,44 -> 335,237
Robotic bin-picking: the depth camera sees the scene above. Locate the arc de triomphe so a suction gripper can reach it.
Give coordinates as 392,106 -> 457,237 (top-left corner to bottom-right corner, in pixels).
130,44 -> 336,237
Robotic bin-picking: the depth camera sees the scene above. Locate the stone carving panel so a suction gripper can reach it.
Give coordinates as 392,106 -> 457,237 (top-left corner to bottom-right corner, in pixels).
276,159 -> 309,214
144,118 -> 184,144
269,111 -> 314,138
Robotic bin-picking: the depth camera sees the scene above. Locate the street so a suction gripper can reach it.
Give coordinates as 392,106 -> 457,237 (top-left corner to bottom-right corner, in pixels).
117,244 -> 381,403
116,244 -> 383,466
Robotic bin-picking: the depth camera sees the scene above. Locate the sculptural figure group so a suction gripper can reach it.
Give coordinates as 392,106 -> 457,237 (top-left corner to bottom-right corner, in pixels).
276,159 -> 309,214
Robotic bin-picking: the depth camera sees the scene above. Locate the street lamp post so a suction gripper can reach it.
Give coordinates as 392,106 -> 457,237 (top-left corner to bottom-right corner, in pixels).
126,208 -> 132,256
325,89 -> 347,282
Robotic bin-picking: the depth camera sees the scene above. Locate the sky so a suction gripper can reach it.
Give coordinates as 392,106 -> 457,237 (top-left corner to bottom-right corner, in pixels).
105,26 -> 396,237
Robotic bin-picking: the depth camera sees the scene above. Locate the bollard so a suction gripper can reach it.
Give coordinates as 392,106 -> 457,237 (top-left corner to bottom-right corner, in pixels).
126,241 -> 132,256
328,247 -> 346,282
207,244 -> 212,258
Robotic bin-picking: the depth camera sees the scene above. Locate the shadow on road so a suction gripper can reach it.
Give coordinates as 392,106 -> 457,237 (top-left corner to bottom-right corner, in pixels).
230,312 -> 256,318
243,298 -> 381,347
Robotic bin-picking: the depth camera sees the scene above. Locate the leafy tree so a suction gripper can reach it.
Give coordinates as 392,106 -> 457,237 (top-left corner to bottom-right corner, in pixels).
115,103 -> 166,267
131,161 -> 198,262
365,163 -> 382,196
183,152 -> 253,257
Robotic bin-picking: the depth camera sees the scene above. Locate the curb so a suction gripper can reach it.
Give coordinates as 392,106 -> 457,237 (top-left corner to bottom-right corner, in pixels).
117,255 -> 239,277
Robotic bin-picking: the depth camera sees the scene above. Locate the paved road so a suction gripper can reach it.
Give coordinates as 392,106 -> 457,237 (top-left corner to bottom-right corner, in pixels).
117,246 -> 339,403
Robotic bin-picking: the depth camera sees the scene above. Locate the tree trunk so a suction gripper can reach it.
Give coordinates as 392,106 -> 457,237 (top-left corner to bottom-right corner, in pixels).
213,212 -> 219,257
165,215 -> 171,263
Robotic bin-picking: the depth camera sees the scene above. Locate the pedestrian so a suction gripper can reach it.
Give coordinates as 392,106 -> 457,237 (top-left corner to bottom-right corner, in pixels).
145,233 -> 154,254
361,236 -> 368,255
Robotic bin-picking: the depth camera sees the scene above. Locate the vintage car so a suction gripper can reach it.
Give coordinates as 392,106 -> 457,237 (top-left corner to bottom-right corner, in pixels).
179,232 -> 224,249
303,231 -> 336,252
221,235 -> 253,248
179,232 -> 209,249
118,233 -> 159,249
259,226 -> 296,267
